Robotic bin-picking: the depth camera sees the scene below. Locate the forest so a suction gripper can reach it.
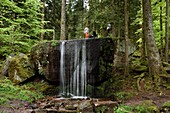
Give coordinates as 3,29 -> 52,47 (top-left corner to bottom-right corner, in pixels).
0,0 -> 170,112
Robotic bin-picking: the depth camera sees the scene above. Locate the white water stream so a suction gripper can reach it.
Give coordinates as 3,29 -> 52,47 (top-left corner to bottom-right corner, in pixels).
60,41 -> 65,94
60,41 -> 87,98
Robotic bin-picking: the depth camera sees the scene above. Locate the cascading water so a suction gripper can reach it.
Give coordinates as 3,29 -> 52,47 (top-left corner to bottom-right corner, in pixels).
80,41 -> 87,97
71,41 -> 87,97
73,41 -> 80,96
59,40 -> 87,98
60,41 -> 65,95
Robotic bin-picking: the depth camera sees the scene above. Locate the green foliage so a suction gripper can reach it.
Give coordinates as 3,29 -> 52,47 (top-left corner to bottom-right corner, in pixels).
162,102 -> 170,108
0,78 -> 44,105
0,0 -> 43,57
132,0 -> 167,49
43,0 -> 61,40
133,100 -> 159,113
114,102 -> 158,113
114,92 -> 133,100
96,106 -> 109,113
96,103 -> 158,113
50,40 -> 60,47
114,104 -> 133,113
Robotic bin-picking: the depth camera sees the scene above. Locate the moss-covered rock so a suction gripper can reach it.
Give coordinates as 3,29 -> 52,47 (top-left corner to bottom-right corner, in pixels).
30,41 -> 60,82
7,53 -> 34,84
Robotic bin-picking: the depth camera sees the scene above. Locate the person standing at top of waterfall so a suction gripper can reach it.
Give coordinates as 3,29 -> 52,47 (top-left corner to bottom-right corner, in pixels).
85,32 -> 90,38
90,31 -> 97,38
84,27 -> 90,39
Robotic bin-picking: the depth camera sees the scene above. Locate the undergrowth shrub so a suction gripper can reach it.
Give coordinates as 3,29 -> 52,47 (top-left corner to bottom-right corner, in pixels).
0,78 -> 44,105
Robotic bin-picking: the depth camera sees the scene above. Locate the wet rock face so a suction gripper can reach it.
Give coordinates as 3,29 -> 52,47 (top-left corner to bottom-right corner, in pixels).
30,41 -> 61,84
30,38 -> 115,86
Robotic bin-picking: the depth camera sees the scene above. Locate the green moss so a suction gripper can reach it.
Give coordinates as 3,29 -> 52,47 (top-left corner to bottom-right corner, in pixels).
115,104 -> 133,113
162,83 -> 170,89
133,100 -> 159,113
8,54 -> 34,84
114,92 -> 134,100
0,98 -> 8,105
162,102 -> 170,108
136,65 -> 148,72
134,73 -> 145,91
115,101 -> 158,113
132,50 -> 141,57
23,80 -> 60,95
51,41 -> 60,47
96,106 -> 109,113
131,58 -> 148,72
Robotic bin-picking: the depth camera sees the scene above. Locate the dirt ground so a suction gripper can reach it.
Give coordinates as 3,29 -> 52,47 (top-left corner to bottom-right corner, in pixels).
125,91 -> 170,108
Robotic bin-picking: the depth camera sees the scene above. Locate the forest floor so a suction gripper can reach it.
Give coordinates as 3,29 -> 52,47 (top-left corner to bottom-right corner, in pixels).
124,90 -> 170,109
1,90 -> 170,112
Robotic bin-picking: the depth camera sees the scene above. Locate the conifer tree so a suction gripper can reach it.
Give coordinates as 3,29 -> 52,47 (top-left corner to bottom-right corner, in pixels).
0,0 -> 44,57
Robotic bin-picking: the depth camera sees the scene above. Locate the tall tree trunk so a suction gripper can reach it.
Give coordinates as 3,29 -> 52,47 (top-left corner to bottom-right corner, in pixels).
60,0 -> 66,40
160,0 -> 163,60
118,0 -> 121,40
124,0 -> 129,75
113,0 -> 121,69
40,2 -> 45,41
112,0 -> 116,39
141,23 -> 146,58
165,0 -> 169,62
142,0 -> 161,87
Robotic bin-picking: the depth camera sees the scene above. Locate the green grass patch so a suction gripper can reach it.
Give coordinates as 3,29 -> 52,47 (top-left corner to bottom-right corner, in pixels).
114,92 -> 134,100
114,104 -> 133,113
0,78 -> 44,105
114,103 -> 158,113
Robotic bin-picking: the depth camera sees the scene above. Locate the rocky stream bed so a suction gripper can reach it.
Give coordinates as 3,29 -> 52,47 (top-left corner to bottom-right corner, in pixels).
0,97 -> 118,113
1,91 -> 170,113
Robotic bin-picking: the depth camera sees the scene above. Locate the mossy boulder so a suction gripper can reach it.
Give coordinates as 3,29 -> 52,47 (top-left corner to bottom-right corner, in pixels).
7,53 -> 34,84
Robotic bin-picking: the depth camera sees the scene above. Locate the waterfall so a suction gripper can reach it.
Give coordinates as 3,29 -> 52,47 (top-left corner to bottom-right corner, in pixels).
81,41 -> 87,97
72,41 -> 79,96
72,41 -> 87,97
59,40 -> 87,98
60,41 -> 65,95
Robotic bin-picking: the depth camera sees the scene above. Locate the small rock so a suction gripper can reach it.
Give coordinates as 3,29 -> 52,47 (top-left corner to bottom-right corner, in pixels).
65,105 -> 77,110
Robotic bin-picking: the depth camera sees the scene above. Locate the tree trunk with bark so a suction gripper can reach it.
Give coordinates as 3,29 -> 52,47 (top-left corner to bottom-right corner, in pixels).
124,0 -> 129,75
112,0 -> 116,39
141,23 -> 146,59
60,0 -> 66,40
142,0 -> 161,88
165,0 -> 169,62
160,0 -> 163,60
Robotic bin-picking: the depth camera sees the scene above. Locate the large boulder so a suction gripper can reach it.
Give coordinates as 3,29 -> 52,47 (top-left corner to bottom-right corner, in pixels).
30,38 -> 115,86
0,53 -> 34,84
0,38 -> 115,97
